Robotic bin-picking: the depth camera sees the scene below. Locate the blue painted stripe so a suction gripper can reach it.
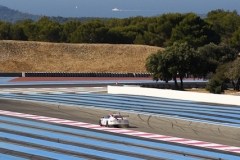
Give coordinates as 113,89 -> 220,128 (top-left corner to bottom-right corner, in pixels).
0,123 -> 197,160
0,132 -> 144,160
0,142 -> 84,160
79,94 -> 240,114
3,91 -> 240,113
98,94 -> 240,111
1,116 -> 240,160
2,93 -> 240,125
0,154 -> 27,160
0,77 -> 16,82
2,91 -> 239,113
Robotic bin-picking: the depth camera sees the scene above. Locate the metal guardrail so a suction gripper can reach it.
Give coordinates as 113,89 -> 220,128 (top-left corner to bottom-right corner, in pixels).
0,72 -> 22,77
0,72 -> 151,77
126,82 -> 206,89
127,82 -> 233,89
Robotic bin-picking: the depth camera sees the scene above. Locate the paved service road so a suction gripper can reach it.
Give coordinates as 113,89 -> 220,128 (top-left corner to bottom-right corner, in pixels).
1,98 -> 240,147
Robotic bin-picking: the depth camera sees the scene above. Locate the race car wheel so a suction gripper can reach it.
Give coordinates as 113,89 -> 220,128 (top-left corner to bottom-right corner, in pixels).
99,120 -> 102,126
105,121 -> 109,127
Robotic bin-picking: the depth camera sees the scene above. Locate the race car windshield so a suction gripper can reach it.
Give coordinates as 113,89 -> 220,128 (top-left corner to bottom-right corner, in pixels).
114,115 -> 123,118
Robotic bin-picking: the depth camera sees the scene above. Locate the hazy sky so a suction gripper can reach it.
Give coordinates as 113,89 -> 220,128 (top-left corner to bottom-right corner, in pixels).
1,0 -> 239,18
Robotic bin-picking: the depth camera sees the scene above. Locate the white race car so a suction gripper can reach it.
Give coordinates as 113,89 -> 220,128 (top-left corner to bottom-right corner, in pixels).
99,114 -> 129,128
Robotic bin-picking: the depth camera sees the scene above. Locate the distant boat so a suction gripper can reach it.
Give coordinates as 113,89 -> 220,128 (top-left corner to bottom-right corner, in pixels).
112,8 -> 120,11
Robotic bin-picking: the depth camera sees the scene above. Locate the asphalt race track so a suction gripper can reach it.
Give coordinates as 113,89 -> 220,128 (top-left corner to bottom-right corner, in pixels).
1,97 -> 240,147
0,84 -> 240,160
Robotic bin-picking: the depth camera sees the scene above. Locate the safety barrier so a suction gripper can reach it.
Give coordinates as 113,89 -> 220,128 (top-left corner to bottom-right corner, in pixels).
126,82 -> 232,89
0,72 -> 22,77
23,72 -> 149,77
0,72 -> 151,77
140,82 -> 207,89
1,72 -> 209,80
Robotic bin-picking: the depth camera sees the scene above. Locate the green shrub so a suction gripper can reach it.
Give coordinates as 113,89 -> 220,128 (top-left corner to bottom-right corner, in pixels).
206,78 -> 225,94
214,86 -> 222,94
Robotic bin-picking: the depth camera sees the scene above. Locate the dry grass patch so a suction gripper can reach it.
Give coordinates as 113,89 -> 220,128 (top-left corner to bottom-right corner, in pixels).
0,40 -> 163,72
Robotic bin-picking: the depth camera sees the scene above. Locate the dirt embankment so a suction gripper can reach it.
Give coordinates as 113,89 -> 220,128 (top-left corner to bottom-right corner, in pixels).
0,40 -> 163,72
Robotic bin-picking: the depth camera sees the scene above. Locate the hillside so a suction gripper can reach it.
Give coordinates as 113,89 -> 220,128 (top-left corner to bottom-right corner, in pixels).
0,5 -> 207,24
0,40 -> 163,73
0,5 -> 110,23
0,5 -> 41,23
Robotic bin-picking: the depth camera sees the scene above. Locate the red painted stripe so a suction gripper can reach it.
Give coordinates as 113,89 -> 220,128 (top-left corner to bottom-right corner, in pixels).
187,142 -> 210,145
60,122 -> 78,124
208,145 -> 230,148
151,136 -> 172,139
101,128 -> 122,130
133,134 -> 155,136
72,124 -> 89,126
170,139 -> 189,142
71,123 -> 92,126
120,131 -> 139,134
87,126 -> 104,129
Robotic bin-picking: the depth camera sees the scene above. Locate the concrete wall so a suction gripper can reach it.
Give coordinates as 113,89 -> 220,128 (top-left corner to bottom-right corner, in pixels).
108,86 -> 240,106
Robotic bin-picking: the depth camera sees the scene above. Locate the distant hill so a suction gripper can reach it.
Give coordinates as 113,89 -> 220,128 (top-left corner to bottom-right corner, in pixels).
155,13 -> 207,19
0,5 -> 42,23
197,13 -> 207,19
0,5 -> 111,23
0,5 -> 208,24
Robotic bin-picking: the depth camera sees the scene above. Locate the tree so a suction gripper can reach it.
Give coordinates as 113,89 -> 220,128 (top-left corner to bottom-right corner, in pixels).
23,22 -> 37,41
0,21 -> 11,40
168,13 -> 220,48
229,26 -> 240,51
145,52 -> 172,82
197,43 -> 238,78
71,19 -> 108,43
155,13 -> 184,47
10,23 -> 28,40
206,9 -> 240,45
146,42 -> 199,90
105,18 -> 122,28
17,19 -> 35,41
206,64 -> 229,94
61,20 -> 81,43
133,34 -> 145,44
35,16 -> 62,42
105,28 -> 126,44
225,59 -> 240,90
142,31 -> 164,46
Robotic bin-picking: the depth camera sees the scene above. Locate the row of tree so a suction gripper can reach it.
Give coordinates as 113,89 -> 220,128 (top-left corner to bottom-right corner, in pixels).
145,42 -> 240,92
0,9 -> 240,50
